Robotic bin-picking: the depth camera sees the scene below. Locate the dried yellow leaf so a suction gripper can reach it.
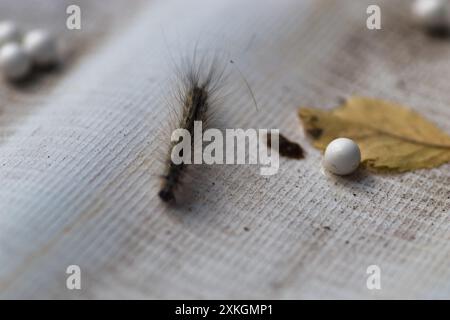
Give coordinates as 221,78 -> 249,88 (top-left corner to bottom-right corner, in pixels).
298,97 -> 450,173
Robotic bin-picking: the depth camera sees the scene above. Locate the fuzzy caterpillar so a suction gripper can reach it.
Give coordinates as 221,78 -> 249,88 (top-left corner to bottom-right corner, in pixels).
159,59 -> 225,203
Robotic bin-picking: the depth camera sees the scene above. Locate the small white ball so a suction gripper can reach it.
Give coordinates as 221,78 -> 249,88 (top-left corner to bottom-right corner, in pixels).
323,138 -> 361,175
0,43 -> 31,80
412,0 -> 450,30
23,29 -> 58,66
0,21 -> 21,46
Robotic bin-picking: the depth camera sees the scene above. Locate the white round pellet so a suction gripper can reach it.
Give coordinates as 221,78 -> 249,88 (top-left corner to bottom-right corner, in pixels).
323,138 -> 361,175
0,21 -> 21,46
0,43 -> 31,80
412,0 -> 450,29
23,29 -> 58,66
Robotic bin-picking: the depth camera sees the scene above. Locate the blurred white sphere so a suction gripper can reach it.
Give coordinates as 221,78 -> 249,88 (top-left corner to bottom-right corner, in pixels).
412,0 -> 450,30
0,21 -> 21,46
23,29 -> 59,66
0,43 -> 31,80
323,138 -> 361,176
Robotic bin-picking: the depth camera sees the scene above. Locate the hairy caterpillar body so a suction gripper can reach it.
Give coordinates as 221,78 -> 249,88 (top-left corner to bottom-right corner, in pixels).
159,63 -> 221,203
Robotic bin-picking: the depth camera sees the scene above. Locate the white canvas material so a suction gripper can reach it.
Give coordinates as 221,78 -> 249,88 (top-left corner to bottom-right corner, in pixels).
0,0 -> 448,299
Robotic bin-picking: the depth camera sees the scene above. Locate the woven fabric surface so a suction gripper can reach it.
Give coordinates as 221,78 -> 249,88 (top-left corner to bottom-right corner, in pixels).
0,0 -> 449,299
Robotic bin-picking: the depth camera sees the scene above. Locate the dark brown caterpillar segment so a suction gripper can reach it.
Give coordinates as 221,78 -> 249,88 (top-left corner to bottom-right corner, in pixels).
159,84 -> 209,203
180,86 -> 209,133
158,162 -> 184,202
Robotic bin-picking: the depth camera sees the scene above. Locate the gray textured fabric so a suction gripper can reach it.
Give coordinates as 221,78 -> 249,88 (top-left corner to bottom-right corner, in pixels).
0,0 -> 449,299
